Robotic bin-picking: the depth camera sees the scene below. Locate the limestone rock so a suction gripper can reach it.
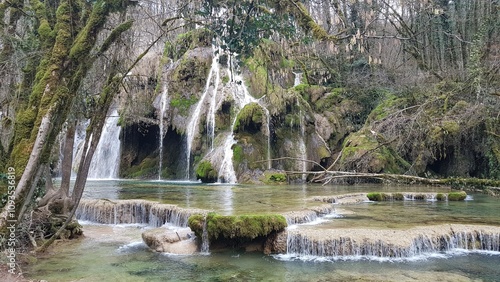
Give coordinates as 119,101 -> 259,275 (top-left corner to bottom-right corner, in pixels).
141,227 -> 198,254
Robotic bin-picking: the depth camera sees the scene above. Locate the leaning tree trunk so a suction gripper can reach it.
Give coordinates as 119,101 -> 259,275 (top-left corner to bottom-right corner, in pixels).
0,0 -> 135,233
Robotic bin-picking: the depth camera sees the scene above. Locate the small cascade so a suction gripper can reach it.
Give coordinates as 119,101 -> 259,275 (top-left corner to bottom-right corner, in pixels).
282,204 -> 338,225
88,108 -> 121,179
185,45 -> 221,179
293,72 -> 303,87
218,131 -> 238,183
76,199 -> 206,227
284,225 -> 500,259
158,84 -> 169,180
183,45 -> 271,183
200,215 -> 210,253
217,68 -> 259,183
206,57 -> 221,151
263,107 -> 272,170
296,98 -> 307,180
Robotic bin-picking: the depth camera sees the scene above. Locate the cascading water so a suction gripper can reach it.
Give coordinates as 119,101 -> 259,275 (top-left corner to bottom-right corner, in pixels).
293,72 -> 307,180
76,199 -> 206,227
263,107 -> 272,170
184,45 -> 271,183
283,224 -> 500,259
217,67 -> 261,183
297,99 -> 307,180
200,215 -> 210,253
87,108 -> 121,179
185,45 -> 221,179
158,84 -> 169,180
293,71 -> 302,87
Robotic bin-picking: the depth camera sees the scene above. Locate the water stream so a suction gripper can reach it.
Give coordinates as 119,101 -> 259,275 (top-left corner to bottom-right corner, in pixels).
185,46 -> 221,180
158,84 -> 169,180
87,109 -> 121,179
27,180 -> 500,281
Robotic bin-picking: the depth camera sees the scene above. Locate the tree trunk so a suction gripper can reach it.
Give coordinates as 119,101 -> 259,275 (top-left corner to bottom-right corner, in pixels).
60,122 -> 76,197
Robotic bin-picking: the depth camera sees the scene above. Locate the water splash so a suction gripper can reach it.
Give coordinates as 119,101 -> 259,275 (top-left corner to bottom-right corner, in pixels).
88,108 -> 121,179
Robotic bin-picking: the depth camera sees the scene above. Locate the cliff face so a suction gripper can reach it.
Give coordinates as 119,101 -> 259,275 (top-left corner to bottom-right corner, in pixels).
114,30 -> 499,183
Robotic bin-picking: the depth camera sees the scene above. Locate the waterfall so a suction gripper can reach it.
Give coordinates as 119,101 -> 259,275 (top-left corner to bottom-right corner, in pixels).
297,99 -> 307,181
158,84 -> 169,180
183,45 -> 271,183
263,107 -> 272,170
185,45 -> 221,179
282,204 -> 338,225
76,199 -> 206,227
293,71 -> 302,87
200,215 -> 210,253
284,225 -> 500,259
217,67 -> 259,183
88,109 -> 121,179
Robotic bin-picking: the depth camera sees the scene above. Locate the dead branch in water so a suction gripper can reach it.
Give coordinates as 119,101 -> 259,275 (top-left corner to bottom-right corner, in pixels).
258,157 -> 500,190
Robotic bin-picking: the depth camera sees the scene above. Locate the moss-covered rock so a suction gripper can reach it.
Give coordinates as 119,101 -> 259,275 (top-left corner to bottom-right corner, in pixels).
164,29 -> 213,60
195,160 -> 218,183
339,130 -> 409,174
188,212 -> 287,243
234,103 -> 264,133
261,171 -> 287,184
448,191 -> 467,201
123,157 -> 158,179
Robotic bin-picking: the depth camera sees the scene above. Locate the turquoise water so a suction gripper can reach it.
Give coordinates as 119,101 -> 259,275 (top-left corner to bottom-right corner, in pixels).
28,180 -> 500,281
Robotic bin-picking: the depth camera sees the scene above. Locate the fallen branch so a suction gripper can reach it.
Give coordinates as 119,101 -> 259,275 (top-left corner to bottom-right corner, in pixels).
254,157 -> 327,171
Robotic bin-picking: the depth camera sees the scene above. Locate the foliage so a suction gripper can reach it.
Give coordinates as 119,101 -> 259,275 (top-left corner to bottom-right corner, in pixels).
197,0 -> 296,56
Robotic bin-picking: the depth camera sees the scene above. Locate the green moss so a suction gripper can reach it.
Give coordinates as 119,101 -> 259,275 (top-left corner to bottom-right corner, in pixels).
124,157 -> 158,179
436,193 -> 446,201
340,130 -> 409,174
164,29 -> 213,60
170,96 -> 198,115
98,19 -> 133,54
448,191 -> 467,201
261,172 -> 287,184
315,88 -> 344,111
233,145 -> 244,166
188,213 -> 287,243
234,103 -> 264,133
366,192 -> 383,201
441,121 -> 460,135
195,160 -> 218,183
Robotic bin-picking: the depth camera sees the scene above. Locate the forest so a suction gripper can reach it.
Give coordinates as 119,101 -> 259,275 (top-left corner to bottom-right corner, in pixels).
0,0 -> 499,263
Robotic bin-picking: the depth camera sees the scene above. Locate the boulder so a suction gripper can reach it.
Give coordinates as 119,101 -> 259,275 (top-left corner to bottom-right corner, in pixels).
141,227 -> 198,254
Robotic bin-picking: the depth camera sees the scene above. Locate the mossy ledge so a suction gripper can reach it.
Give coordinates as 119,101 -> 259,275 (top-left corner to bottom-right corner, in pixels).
366,191 -> 468,201
188,213 -> 287,246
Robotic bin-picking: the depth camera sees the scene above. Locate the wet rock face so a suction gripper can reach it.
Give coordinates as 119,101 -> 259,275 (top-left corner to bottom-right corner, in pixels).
263,231 -> 288,254
142,227 -> 198,254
